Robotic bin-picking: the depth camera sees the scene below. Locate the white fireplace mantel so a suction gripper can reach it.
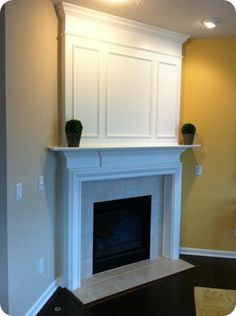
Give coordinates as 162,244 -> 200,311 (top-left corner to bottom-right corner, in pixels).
49,144 -> 200,290
52,1 -> 199,293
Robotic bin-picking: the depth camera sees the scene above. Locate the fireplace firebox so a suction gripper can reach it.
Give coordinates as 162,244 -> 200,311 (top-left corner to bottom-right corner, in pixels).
93,195 -> 151,274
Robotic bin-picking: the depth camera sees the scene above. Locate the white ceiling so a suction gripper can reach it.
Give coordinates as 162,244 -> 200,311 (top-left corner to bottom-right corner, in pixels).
63,0 -> 236,38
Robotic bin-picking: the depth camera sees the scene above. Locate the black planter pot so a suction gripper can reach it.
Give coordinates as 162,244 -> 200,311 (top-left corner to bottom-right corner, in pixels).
66,132 -> 82,147
182,133 -> 195,145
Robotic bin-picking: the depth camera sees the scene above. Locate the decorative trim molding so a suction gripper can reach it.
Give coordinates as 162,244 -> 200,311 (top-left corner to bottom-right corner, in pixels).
62,32 -> 185,59
105,51 -> 153,139
156,60 -> 179,140
72,44 -> 100,138
57,2 -> 189,43
25,278 -> 61,316
180,247 -> 236,259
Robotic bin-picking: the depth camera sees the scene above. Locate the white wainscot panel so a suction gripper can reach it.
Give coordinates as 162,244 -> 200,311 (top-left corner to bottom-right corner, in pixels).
156,61 -> 179,140
73,45 -> 100,138
106,52 -> 153,138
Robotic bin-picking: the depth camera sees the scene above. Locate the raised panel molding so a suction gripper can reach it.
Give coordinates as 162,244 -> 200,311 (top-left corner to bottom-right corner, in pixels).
57,2 -> 188,147
73,45 -> 100,138
156,61 -> 180,141
106,51 -> 153,138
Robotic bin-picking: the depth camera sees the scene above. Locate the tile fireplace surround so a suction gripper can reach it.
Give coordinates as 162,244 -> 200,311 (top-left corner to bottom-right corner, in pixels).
49,144 -> 199,292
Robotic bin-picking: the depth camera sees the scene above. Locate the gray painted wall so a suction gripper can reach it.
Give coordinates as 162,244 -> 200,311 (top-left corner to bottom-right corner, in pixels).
0,5 -> 9,313
4,0 -> 59,314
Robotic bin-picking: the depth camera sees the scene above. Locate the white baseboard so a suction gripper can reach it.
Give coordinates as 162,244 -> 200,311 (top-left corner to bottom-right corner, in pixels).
180,247 -> 236,259
25,278 -> 61,316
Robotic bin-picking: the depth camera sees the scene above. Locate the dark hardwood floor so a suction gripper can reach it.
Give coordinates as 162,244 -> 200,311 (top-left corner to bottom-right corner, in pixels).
37,255 -> 236,316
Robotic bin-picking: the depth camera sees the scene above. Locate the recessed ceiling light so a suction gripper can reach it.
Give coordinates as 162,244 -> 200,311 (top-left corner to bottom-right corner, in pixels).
201,17 -> 222,29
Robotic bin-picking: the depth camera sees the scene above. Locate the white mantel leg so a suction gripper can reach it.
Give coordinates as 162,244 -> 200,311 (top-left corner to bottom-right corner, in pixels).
162,167 -> 182,259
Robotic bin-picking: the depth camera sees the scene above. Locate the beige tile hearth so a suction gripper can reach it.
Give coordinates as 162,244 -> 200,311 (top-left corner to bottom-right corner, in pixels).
73,257 -> 194,304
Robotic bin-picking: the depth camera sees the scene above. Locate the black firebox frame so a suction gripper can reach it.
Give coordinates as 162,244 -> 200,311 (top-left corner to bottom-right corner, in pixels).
93,195 -> 151,274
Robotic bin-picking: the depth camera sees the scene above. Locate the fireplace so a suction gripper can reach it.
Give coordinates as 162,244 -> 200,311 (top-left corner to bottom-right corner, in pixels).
50,0 -> 198,294
48,145 -> 198,290
93,195 -> 151,273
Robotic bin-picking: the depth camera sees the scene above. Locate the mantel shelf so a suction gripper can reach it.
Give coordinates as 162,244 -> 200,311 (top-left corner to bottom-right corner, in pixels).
48,144 -> 201,152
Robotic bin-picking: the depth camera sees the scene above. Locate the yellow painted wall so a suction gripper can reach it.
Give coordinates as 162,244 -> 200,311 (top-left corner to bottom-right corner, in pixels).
181,39 -> 236,252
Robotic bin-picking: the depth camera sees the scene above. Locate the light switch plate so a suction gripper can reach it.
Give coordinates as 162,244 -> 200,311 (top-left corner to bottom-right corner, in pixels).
195,165 -> 202,176
16,183 -> 23,201
38,258 -> 44,275
38,176 -> 44,192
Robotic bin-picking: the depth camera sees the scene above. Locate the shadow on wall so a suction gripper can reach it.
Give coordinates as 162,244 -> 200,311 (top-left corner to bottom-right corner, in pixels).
215,198 -> 236,250
44,151 -> 61,278
180,132 -> 206,201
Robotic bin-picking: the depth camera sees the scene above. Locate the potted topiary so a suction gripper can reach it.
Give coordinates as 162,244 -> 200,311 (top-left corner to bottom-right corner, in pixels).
181,123 -> 196,145
65,119 -> 83,147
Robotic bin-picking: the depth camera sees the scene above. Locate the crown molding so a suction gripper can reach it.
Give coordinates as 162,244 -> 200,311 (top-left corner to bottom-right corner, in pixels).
56,2 -> 189,44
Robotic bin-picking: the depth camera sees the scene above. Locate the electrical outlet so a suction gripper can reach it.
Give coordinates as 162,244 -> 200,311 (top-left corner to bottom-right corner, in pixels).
195,165 -> 202,176
38,258 -> 44,275
38,176 -> 44,192
16,183 -> 23,201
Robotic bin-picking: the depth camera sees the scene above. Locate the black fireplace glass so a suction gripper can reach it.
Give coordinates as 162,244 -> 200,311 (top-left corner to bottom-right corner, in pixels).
93,195 -> 151,274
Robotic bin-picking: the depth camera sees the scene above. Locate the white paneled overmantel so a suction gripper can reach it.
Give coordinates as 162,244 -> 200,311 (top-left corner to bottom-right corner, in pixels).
55,2 -> 189,147
49,145 -> 199,290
